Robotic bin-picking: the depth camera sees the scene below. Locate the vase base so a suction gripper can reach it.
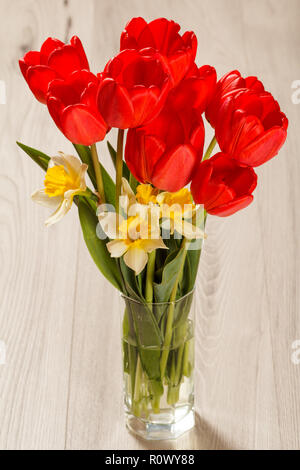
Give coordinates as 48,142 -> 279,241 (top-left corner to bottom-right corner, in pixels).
126,407 -> 195,441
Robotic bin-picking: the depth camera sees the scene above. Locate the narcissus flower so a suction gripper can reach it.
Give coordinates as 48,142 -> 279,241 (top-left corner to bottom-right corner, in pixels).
206,70 -> 264,128
99,179 -> 167,275
215,89 -> 288,167
157,188 -> 206,239
31,152 -> 88,226
106,218 -> 167,275
191,153 -> 257,216
97,49 -> 171,129
47,70 -> 108,145
120,17 -> 197,87
19,36 -> 89,104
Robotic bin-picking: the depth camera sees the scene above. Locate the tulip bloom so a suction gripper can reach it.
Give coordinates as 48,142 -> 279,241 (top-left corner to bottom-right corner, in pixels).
97,49 -> 170,129
47,70 -> 108,146
19,36 -> 89,104
215,89 -> 288,167
206,70 -> 264,128
191,153 -> 257,216
120,17 -> 197,87
31,152 -> 88,226
168,64 -> 217,114
125,104 -> 205,192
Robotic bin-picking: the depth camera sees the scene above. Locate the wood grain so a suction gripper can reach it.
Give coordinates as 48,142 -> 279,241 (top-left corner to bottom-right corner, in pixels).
0,0 -> 299,450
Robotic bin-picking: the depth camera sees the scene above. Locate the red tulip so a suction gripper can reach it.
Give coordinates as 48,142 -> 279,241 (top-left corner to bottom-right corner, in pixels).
191,153 -> 257,216
47,70 -> 108,146
169,64 -> 217,114
215,89 -> 288,167
206,70 -> 264,128
97,49 -> 171,129
19,36 -> 89,104
120,17 -> 197,87
125,103 -> 204,192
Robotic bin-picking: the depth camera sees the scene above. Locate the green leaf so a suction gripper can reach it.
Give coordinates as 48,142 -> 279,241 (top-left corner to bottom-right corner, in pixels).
119,258 -> 144,299
123,295 -> 163,384
73,144 -> 96,188
120,258 -> 163,384
185,209 -> 206,290
153,248 -> 186,303
107,140 -> 130,181
78,198 -> 122,291
16,142 -> 50,172
180,252 -> 192,296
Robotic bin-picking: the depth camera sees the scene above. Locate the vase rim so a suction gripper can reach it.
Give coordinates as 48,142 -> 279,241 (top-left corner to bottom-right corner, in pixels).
120,288 -> 195,306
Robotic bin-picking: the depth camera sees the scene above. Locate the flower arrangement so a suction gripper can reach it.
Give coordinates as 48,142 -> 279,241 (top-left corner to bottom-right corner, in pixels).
18,17 -> 288,439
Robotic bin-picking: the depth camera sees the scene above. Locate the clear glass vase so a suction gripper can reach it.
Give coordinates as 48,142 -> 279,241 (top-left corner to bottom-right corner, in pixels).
120,290 -> 195,440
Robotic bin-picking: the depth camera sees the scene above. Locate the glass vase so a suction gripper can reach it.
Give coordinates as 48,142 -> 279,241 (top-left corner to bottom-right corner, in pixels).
120,290 -> 195,440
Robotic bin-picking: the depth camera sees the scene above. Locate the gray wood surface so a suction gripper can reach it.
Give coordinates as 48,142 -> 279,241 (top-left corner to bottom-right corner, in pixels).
0,0 -> 299,450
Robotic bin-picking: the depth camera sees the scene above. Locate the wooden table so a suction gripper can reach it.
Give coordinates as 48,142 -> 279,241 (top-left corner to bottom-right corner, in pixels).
0,0 -> 299,450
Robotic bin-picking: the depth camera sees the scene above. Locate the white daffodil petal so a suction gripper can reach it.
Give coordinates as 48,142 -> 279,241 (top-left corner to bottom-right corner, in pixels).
140,238 -> 168,253
106,239 -> 128,258
49,155 -> 66,168
31,189 -> 62,209
78,164 -> 88,190
64,153 -> 86,182
45,199 -> 70,226
180,220 -> 206,240
99,212 -> 122,239
156,192 -> 167,205
122,177 -> 135,200
124,247 -> 148,275
182,206 -> 194,219
161,217 -> 175,235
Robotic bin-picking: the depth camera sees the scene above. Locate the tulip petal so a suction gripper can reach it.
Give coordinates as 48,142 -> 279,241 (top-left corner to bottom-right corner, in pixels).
121,17 -> 148,49
47,96 -> 64,130
26,66 -> 58,103
152,144 -> 197,191
98,79 -> 134,129
208,195 -> 254,217
238,126 -> 287,167
70,36 -> 90,70
61,104 -> 107,145
40,37 -> 64,63
48,45 -> 82,78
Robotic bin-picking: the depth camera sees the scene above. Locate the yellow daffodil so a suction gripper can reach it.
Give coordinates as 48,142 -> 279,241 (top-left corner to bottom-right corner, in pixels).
98,179 -> 167,274
136,184 -> 159,205
157,188 -> 206,240
106,216 -> 167,275
31,152 -> 88,226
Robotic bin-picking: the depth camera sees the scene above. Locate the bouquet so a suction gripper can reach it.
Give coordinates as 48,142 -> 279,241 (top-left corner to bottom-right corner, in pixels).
18,17 -> 288,440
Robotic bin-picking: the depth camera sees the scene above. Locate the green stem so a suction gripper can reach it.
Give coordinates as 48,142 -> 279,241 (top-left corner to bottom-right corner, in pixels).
203,135 -> 217,161
145,251 -> 156,304
160,238 -> 189,380
116,129 -> 124,213
91,143 -> 105,203
133,355 -> 143,417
